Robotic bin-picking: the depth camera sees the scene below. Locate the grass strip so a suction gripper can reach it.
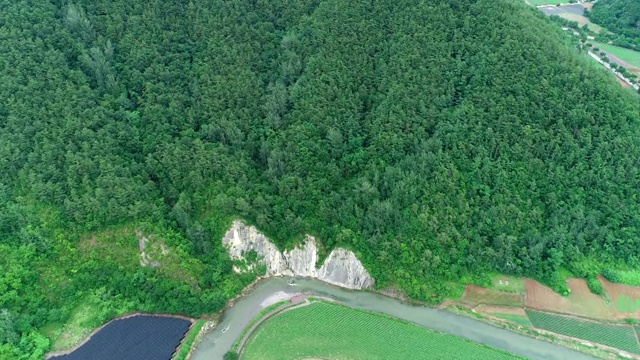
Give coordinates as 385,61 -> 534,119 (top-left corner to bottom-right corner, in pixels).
491,313 -> 533,327
173,320 -> 206,360
232,299 -> 289,351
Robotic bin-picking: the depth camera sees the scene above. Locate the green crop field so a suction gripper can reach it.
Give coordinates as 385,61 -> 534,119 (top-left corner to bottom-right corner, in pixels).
491,313 -> 533,327
526,310 -> 640,354
242,301 -> 522,360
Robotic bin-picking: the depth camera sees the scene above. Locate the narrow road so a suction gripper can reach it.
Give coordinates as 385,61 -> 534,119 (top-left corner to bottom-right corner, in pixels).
588,51 -> 640,90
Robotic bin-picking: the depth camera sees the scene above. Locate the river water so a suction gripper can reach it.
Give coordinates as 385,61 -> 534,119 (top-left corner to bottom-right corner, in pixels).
191,277 -> 596,360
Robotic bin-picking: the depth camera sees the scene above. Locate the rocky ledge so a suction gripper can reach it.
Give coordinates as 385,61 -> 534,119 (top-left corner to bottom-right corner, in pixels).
223,220 -> 374,290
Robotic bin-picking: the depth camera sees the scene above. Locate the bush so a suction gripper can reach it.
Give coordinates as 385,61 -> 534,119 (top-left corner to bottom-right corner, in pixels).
587,278 -> 604,295
224,351 -> 239,360
602,269 -> 622,283
546,275 -> 570,296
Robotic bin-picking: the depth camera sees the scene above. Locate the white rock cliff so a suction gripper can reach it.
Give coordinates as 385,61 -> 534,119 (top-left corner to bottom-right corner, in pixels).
223,220 -> 375,289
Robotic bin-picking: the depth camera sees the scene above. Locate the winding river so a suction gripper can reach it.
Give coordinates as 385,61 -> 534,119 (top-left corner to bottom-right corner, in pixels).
191,277 -> 597,360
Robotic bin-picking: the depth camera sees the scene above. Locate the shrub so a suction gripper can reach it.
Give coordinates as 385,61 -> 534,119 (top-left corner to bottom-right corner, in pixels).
224,351 -> 239,360
602,269 -> 622,283
587,278 -> 604,295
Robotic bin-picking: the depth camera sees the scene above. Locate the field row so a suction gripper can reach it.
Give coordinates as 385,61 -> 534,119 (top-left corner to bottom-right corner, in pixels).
242,302 -> 522,360
526,310 -> 640,354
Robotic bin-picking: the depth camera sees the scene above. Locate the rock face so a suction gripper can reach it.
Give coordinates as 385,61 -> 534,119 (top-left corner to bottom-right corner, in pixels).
224,220 -> 291,276
223,220 -> 375,289
317,248 -> 375,289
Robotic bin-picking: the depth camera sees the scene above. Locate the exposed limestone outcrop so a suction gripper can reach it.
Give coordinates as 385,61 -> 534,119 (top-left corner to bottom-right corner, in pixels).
223,220 -> 374,289
225,222 -> 291,276
138,232 -> 169,268
317,248 -> 374,289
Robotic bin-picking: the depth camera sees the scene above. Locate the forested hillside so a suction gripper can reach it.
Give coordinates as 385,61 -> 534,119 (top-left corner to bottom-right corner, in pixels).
588,0 -> 640,48
2,0 -> 640,358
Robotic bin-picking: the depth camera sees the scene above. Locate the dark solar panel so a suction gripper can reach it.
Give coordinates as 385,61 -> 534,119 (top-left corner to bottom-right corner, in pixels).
50,315 -> 191,360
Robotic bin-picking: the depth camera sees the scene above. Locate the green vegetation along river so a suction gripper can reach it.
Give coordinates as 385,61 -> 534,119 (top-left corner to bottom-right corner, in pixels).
191,278 -> 596,360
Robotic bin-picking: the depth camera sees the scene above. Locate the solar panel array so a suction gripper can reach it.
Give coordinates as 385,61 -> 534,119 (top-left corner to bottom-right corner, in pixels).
50,315 -> 191,360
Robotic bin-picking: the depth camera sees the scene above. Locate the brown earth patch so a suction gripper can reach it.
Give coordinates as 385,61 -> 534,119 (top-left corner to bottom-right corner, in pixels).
600,276 -> 640,320
461,285 -> 524,307
582,2 -> 594,10
525,279 -> 613,319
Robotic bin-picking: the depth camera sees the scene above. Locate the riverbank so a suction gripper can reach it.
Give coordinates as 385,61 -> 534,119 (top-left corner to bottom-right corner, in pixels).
444,303 -> 633,360
239,299 -> 526,360
236,295 -> 308,357
190,277 -> 598,360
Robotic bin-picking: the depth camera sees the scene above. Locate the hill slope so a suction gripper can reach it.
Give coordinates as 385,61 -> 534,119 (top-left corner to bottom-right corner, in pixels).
2,0 -> 640,357
589,0 -> 640,39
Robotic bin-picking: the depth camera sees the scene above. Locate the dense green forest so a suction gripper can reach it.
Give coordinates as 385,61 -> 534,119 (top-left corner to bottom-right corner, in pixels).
2,0 -> 640,358
588,0 -> 640,49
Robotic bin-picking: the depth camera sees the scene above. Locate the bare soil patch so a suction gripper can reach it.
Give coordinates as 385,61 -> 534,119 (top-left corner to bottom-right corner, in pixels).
582,2 -> 594,11
461,285 -> 524,307
525,279 -> 613,319
600,276 -> 640,320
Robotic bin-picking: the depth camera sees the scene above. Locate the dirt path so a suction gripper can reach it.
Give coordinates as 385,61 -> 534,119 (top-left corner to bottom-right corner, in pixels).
604,52 -> 640,77
606,52 -> 632,68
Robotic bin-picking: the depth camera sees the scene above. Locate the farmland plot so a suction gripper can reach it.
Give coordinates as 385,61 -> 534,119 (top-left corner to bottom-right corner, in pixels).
525,279 -> 613,319
526,310 -> 640,354
242,301 -> 522,360
461,285 -> 524,307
